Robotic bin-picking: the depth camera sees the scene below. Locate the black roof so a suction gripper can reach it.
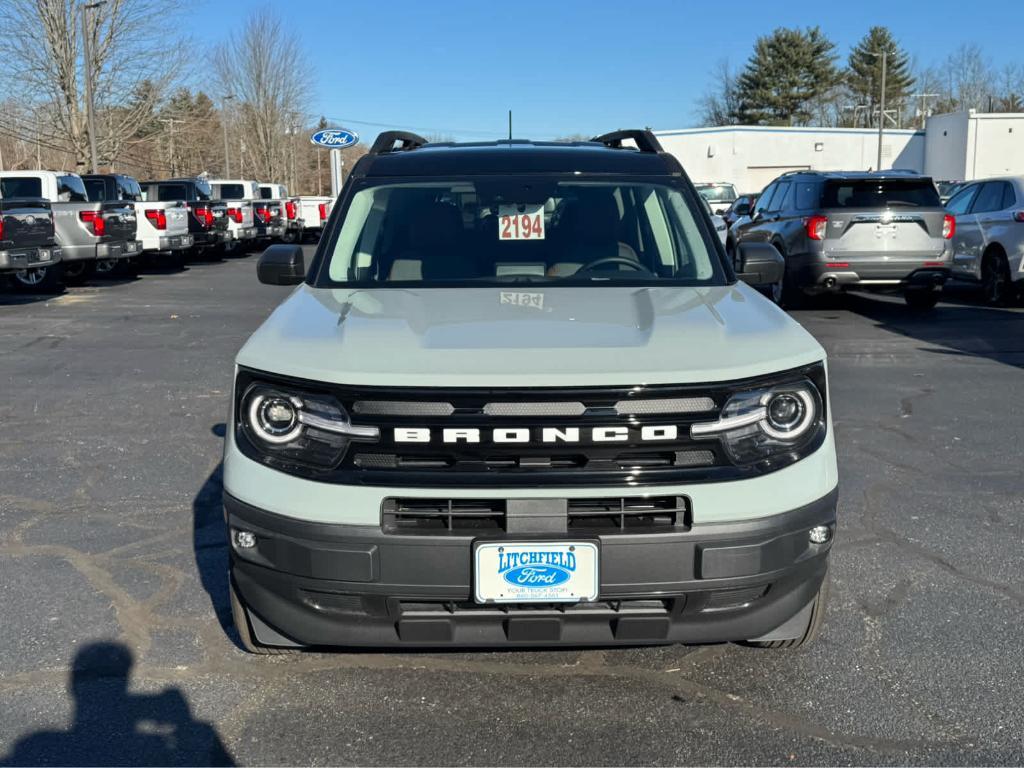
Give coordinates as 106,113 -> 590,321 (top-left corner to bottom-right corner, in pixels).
351,130 -> 684,179
778,169 -> 934,182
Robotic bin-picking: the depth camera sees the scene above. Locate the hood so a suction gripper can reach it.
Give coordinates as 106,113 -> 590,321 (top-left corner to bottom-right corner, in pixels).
237,283 -> 824,387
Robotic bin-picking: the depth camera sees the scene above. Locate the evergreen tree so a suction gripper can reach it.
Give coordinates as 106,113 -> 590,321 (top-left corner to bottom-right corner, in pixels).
732,27 -> 840,126
847,27 -> 915,127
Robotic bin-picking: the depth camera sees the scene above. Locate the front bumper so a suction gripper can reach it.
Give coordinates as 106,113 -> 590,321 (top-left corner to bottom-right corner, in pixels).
0,245 -> 62,271
227,487 -> 837,649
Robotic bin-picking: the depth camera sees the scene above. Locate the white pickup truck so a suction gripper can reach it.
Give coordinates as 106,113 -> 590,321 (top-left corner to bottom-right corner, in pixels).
209,179 -> 258,252
0,170 -> 140,286
296,195 -> 333,241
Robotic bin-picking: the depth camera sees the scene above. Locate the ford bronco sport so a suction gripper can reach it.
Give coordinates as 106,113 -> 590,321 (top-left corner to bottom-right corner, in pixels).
224,130 -> 838,652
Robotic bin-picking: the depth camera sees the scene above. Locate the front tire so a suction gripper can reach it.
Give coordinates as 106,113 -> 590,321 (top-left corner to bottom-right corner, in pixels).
11,264 -> 64,294
749,570 -> 830,649
981,250 -> 1012,305
229,577 -> 299,655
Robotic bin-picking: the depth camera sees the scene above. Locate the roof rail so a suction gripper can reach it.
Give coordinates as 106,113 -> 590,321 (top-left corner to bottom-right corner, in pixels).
590,129 -> 664,154
368,130 -> 429,156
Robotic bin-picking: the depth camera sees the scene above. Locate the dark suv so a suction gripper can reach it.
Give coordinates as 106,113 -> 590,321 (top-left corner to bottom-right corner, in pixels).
730,171 -> 954,309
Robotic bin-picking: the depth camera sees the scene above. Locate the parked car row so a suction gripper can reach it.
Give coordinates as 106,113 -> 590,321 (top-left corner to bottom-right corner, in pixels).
719,169 -> 1024,310
0,169 -> 334,293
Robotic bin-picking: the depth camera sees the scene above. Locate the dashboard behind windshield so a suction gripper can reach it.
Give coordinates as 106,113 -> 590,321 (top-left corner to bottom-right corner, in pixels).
319,178 -> 727,287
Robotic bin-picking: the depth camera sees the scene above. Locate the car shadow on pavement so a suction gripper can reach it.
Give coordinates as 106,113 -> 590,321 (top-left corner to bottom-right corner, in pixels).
0,642 -> 234,767
193,425 -> 237,645
822,290 -> 1024,369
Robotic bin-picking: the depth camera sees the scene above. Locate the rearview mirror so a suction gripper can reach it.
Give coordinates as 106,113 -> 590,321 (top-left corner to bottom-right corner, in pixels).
258,244 -> 306,286
735,242 -> 784,287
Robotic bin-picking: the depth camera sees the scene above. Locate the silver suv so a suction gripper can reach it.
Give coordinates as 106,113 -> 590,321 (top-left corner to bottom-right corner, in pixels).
731,171 -> 954,310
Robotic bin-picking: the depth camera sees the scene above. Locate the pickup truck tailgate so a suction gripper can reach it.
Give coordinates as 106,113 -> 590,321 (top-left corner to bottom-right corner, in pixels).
1,199 -> 53,248
100,202 -> 139,242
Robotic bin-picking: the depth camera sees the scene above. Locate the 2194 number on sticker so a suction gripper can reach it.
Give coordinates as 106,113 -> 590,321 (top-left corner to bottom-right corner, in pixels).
498,205 -> 545,240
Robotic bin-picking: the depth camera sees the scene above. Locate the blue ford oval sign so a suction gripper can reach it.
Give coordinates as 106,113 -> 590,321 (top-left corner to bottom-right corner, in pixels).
309,128 -> 359,149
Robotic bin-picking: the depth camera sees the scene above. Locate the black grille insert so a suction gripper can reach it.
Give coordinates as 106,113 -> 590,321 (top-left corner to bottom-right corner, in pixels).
567,496 -> 690,531
382,498 -> 506,533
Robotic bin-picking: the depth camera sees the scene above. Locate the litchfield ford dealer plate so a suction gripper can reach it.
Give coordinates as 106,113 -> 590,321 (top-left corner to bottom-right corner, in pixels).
474,541 -> 599,604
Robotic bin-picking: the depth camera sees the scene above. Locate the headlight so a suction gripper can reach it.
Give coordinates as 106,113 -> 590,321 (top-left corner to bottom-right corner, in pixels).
691,378 -> 825,466
238,383 -> 379,470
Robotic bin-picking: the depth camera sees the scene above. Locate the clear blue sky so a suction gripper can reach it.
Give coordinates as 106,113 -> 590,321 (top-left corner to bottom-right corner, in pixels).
188,0 -> 1020,141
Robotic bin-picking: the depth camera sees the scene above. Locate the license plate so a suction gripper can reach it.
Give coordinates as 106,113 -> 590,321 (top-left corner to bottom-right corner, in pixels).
498,204 -> 545,240
474,541 -> 599,603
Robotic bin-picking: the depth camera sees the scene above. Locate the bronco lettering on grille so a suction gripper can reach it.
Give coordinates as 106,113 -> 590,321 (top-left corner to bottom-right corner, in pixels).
393,426 -> 680,444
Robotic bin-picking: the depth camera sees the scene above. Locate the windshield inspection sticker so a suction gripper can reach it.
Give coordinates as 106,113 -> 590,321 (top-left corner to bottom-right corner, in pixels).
498,204 -> 545,240
500,291 -> 544,309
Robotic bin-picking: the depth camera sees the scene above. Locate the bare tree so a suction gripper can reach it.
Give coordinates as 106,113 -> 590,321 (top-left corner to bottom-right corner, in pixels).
215,9 -> 310,182
696,59 -> 740,126
0,0 -> 184,169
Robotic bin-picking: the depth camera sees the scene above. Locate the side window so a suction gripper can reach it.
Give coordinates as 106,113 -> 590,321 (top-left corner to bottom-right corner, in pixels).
753,183 -> 777,217
770,182 -> 793,212
971,182 -> 1005,214
794,182 -> 820,210
945,185 -> 978,216
1002,183 -> 1017,210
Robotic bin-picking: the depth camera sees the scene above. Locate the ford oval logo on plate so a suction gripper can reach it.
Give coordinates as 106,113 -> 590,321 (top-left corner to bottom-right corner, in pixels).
502,564 -> 571,588
309,128 -> 359,149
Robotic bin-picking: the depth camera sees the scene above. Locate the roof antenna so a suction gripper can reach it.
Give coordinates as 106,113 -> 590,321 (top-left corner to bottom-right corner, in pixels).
508,110 -> 512,141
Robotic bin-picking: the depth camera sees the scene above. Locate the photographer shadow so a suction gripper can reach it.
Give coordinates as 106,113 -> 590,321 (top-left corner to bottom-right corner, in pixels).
0,642 -> 234,766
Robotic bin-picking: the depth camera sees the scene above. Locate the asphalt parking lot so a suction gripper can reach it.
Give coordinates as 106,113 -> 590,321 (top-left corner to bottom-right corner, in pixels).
1,250 -> 1022,766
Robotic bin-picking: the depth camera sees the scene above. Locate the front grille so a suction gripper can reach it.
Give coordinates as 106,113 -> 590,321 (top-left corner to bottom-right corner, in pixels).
234,365 -> 827,488
567,496 -> 690,531
382,498 -> 506,533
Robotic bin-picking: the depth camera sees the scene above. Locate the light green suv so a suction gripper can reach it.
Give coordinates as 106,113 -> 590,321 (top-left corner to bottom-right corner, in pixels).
223,130 -> 838,653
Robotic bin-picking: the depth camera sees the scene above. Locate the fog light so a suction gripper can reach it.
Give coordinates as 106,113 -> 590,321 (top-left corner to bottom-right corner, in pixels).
809,525 -> 832,544
233,529 -> 257,549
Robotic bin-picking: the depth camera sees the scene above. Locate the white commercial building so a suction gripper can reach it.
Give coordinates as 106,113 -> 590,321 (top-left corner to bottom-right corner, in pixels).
654,111 -> 1024,194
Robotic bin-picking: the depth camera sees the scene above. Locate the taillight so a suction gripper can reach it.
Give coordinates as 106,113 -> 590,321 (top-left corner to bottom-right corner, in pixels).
193,205 -> 214,228
0,218 -> 4,240
79,210 -> 106,236
227,207 -> 243,223
145,209 -> 167,230
1012,211 -> 1024,223
804,215 -> 827,241
254,206 -> 270,223
285,200 -> 296,220
318,203 -> 327,221
942,214 -> 955,239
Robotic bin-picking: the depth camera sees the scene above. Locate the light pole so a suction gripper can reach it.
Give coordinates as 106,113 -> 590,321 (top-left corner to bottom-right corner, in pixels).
81,1 -> 106,173
221,94 -> 235,176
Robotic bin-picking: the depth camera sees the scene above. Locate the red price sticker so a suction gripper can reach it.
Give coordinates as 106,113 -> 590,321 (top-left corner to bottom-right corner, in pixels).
498,205 -> 545,241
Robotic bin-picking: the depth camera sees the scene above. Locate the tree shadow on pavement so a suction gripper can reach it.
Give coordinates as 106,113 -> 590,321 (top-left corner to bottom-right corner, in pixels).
0,642 -> 234,767
824,290 -> 1024,369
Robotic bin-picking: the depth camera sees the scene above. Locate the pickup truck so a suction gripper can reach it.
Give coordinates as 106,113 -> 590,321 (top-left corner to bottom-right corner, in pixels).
295,195 -> 333,241
140,178 -> 228,257
209,179 -> 258,253
0,195 -> 63,293
256,183 -> 289,243
0,171 -> 139,286
81,173 -> 164,275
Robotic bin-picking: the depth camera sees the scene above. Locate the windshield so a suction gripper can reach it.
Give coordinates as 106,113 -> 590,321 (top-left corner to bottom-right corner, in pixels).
696,184 -> 737,203
321,179 -> 725,287
822,179 -> 941,208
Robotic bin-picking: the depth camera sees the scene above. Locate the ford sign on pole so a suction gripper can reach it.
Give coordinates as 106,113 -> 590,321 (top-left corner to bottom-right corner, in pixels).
310,128 -> 359,149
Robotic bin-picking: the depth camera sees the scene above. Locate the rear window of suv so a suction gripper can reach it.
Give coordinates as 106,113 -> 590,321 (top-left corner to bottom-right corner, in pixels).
822,179 -> 941,208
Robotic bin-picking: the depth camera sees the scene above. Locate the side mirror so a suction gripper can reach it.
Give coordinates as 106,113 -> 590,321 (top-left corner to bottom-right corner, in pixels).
735,204 -> 750,216
735,242 -> 784,287
258,244 -> 305,285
